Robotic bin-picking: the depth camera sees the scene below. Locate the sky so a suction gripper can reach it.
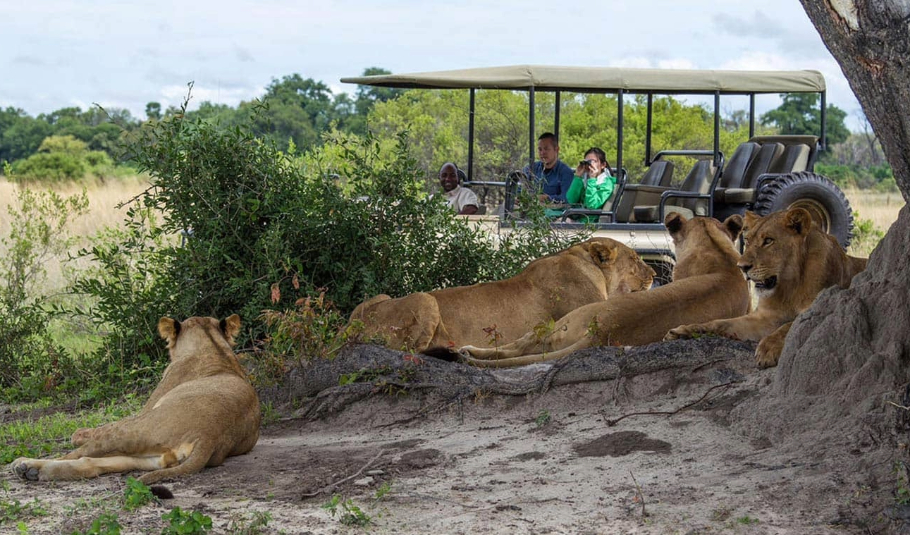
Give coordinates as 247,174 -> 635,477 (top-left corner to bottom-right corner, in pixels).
0,0 -> 866,130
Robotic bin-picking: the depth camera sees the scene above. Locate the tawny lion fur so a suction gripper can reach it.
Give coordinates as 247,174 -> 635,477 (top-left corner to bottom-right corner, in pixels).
348,238 -> 655,355
460,213 -> 751,367
11,315 -> 260,484
666,208 -> 867,367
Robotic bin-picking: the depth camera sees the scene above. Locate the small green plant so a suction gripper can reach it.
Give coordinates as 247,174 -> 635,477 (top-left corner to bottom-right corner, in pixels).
0,497 -> 48,526
735,515 -> 759,525
122,477 -> 155,511
71,512 -> 122,535
850,211 -> 885,257
258,291 -> 352,373
260,401 -> 280,426
161,507 -> 212,534
321,494 -> 372,527
482,324 -> 503,349
532,319 -> 557,344
535,409 -> 552,428
894,461 -> 910,505
373,481 -> 393,503
227,510 -> 272,534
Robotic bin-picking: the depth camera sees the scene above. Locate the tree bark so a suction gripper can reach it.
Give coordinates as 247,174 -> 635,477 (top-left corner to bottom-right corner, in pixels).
801,0 -> 910,196
734,1 -> 910,447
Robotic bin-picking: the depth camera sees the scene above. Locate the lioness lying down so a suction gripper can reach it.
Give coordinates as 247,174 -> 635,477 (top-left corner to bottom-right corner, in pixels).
460,213 -> 751,367
348,238 -> 655,355
11,315 -> 260,484
666,208 -> 867,367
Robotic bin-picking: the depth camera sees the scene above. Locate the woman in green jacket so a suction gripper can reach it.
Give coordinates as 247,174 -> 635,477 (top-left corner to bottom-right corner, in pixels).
565,147 -> 615,222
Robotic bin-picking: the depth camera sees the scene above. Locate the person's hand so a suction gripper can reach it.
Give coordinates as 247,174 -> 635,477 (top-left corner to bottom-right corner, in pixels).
575,160 -> 591,177
537,193 -> 550,203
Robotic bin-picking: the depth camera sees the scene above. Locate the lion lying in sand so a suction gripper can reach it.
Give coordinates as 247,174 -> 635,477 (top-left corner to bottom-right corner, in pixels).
666,208 -> 867,367
460,213 -> 751,367
11,315 -> 260,484
348,238 -> 655,355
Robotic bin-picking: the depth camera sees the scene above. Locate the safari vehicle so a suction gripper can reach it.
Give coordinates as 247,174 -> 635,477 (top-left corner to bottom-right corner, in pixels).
342,66 -> 853,281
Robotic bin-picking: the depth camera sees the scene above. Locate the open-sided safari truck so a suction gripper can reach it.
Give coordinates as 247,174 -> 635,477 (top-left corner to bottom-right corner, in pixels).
342,66 -> 853,281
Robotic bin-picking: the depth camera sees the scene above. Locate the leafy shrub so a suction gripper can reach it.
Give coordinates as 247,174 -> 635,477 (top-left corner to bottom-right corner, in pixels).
122,477 -> 155,511
9,135 -> 123,182
849,211 -> 886,257
161,507 -> 212,534
72,97 -> 581,380
71,512 -> 122,535
68,206 -> 177,389
0,186 -> 88,393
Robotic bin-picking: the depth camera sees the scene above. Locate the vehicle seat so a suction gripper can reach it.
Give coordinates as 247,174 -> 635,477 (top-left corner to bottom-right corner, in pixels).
612,161 -> 675,222
722,142 -> 784,204
713,142 -> 760,202
770,143 -> 810,174
632,159 -> 716,222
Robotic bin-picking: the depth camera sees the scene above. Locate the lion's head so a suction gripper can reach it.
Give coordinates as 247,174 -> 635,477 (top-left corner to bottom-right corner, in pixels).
665,212 -> 743,280
739,208 -> 815,296
572,238 -> 655,294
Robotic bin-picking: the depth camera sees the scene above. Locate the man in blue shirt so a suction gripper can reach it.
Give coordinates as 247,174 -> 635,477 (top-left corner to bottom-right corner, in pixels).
525,132 -> 575,202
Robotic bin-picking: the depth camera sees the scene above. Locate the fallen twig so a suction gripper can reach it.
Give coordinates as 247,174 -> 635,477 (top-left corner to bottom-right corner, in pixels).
887,401 -> 910,411
605,381 -> 739,427
301,449 -> 387,498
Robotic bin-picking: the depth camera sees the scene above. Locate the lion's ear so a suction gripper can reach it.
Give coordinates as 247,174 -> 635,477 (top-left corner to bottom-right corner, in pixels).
785,208 -> 812,235
743,211 -> 759,227
588,241 -> 618,266
723,214 -> 744,240
220,314 -> 241,344
664,212 -> 685,234
158,317 -> 181,344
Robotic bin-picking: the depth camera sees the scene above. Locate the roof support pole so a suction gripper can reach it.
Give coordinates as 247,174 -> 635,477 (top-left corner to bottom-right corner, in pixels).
468,88 -> 475,181
820,90 -> 827,151
713,91 -> 721,167
645,93 -> 653,165
749,94 -> 755,139
554,91 -> 561,144
617,89 -> 624,174
529,86 -> 536,171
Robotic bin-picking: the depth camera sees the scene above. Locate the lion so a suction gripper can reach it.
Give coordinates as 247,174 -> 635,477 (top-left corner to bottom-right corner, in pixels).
460,213 -> 751,367
666,208 -> 868,367
11,315 -> 260,484
348,238 -> 655,356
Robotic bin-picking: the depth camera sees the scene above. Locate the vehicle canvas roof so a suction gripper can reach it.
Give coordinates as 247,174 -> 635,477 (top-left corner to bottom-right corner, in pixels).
341,65 -> 826,94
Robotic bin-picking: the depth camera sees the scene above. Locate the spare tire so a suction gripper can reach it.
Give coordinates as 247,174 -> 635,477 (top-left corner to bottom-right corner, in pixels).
753,171 -> 854,248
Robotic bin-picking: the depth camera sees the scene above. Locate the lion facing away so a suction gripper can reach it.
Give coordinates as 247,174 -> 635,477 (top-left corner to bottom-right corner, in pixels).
11,315 -> 260,484
460,213 -> 751,367
348,238 -> 655,355
666,208 -> 868,367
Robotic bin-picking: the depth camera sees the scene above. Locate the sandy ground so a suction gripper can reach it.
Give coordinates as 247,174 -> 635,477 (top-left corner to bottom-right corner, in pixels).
3,350 -> 882,534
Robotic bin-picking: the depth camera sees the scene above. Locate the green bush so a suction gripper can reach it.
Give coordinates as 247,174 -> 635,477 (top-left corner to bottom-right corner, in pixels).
71,99 -> 580,377
9,135 -> 126,182
0,187 -> 88,394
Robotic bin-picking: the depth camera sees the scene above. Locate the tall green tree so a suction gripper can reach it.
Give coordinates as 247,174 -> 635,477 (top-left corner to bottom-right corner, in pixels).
760,93 -> 849,147
145,102 -> 162,121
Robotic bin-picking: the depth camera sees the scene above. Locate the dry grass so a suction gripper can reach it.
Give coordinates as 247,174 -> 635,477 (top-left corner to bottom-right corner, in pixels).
844,188 -> 904,257
0,176 -> 151,291
845,188 -> 904,232
0,179 -> 902,292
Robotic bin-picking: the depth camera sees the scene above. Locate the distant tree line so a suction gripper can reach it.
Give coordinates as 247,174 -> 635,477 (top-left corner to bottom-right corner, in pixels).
0,68 -> 894,191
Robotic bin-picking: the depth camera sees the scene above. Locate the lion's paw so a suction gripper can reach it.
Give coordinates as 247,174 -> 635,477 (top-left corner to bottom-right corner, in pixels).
11,459 -> 39,481
755,337 -> 782,368
71,427 -> 96,446
665,325 -> 703,340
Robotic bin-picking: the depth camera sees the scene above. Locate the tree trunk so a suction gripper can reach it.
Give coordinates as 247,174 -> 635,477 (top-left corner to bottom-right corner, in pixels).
734,1 -> 910,445
801,0 -> 910,194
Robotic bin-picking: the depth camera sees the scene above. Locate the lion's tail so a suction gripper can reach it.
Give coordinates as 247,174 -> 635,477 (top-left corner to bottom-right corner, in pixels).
137,440 -> 213,485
